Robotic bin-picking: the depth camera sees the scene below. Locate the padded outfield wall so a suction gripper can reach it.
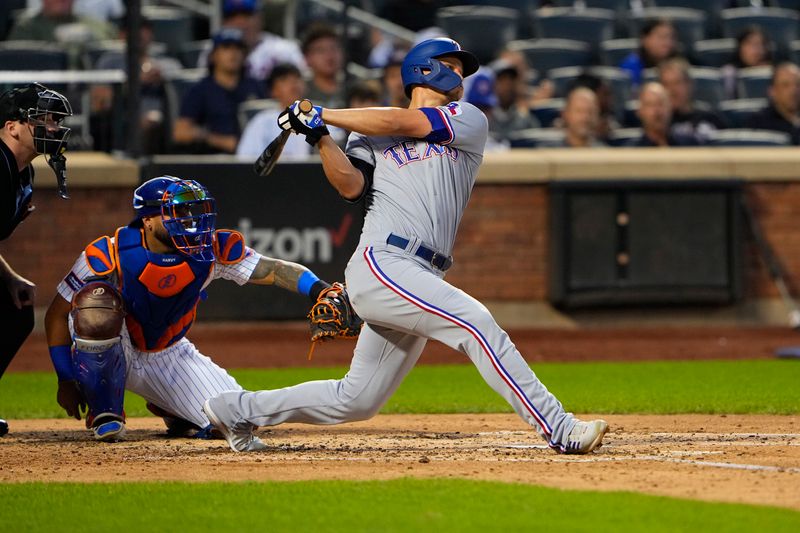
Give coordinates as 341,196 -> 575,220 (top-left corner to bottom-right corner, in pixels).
3,148 -> 800,327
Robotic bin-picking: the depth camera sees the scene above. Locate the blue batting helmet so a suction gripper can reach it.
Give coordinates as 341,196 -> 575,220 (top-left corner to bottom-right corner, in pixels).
401,38 -> 480,98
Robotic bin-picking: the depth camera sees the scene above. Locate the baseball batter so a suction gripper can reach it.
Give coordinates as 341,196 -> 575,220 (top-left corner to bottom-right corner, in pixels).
45,176 -> 341,445
204,39 -> 608,454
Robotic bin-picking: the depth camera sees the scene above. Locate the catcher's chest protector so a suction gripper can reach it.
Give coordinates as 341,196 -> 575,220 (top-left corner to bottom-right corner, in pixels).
114,226 -> 212,351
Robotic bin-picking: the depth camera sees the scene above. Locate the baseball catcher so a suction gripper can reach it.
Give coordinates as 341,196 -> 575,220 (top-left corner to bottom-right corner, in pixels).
45,176 -> 359,446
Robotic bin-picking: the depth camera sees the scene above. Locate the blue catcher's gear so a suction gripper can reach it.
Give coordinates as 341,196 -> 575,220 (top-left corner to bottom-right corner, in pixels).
72,338 -> 126,433
132,177 -> 217,262
401,38 -> 480,98
132,175 -> 180,219
160,180 -> 217,263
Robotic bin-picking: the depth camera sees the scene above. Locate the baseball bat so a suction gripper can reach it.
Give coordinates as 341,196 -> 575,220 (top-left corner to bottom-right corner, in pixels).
741,194 -> 800,330
253,99 -> 314,176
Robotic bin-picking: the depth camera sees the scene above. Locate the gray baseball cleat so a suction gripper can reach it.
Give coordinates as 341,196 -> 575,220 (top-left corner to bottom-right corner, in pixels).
203,398 -> 267,452
563,419 -> 608,454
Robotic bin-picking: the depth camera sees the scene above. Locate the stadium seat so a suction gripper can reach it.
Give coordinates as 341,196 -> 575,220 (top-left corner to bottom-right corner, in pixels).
436,6 -> 519,64
771,0 -> 800,9
507,127 -> 565,148
721,8 -> 800,53
534,7 -> 615,51
142,5 -> 194,58
0,41 -> 69,70
737,66 -> 772,99
630,8 -> 707,54
548,65 -> 632,121
692,39 -> 736,68
718,98 -> 767,128
530,98 -> 565,128
507,39 -> 593,77
607,127 -> 643,146
707,129 -> 792,146
688,67 -> 725,109
601,38 -> 639,67
238,99 -> 280,132
84,40 -> 168,69
650,0 -> 728,38
180,40 -> 211,69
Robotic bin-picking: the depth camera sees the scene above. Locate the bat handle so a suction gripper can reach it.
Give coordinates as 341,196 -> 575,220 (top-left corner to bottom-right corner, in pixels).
298,99 -> 314,114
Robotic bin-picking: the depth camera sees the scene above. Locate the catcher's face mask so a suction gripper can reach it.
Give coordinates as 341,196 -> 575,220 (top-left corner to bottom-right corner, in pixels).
160,180 -> 217,263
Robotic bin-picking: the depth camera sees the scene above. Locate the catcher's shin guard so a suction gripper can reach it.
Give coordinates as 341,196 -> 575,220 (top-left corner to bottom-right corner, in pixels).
73,336 -> 126,435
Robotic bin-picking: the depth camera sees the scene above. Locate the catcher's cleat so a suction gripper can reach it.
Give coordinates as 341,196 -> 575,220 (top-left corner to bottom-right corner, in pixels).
203,398 -> 267,452
0,418 -> 8,437
93,419 -> 126,442
562,419 -> 608,454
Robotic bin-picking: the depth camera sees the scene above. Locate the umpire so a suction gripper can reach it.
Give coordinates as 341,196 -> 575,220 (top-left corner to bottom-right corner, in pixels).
0,83 -> 73,437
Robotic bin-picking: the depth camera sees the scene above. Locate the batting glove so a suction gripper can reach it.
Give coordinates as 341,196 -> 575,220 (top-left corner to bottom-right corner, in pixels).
281,100 -> 330,146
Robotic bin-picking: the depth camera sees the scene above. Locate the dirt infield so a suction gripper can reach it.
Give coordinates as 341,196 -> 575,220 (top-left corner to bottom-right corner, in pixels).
1,414 -> 798,511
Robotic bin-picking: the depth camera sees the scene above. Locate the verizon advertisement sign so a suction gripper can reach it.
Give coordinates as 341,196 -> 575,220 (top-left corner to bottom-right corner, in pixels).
144,160 -> 364,319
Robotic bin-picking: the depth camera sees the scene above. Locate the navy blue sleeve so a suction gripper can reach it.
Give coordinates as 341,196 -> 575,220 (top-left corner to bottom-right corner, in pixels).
179,82 -> 205,122
420,107 -> 455,145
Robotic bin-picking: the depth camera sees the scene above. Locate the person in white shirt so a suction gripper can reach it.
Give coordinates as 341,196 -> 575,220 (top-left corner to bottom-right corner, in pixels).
237,64 -> 311,159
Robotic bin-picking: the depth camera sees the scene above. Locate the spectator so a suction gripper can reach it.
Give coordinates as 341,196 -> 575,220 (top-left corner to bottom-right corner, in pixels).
567,73 -> 620,143
745,62 -> 800,145
9,0 -> 117,66
464,68 -> 510,152
721,26 -> 773,99
173,28 -> 264,154
620,19 -> 678,87
203,0 -> 306,82
91,16 -> 182,154
237,64 -> 311,160
659,58 -> 727,144
381,51 -> 410,108
347,81 -> 382,109
301,23 -> 347,109
627,82 -> 698,147
559,87 -> 605,148
489,59 -> 540,145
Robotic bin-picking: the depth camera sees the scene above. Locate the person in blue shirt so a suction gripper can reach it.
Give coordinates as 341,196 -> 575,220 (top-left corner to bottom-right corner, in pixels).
172,28 -> 264,154
620,19 -> 679,88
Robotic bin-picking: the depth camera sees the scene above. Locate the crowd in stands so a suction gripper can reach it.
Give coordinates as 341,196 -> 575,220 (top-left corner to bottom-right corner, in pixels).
1,0 -> 799,156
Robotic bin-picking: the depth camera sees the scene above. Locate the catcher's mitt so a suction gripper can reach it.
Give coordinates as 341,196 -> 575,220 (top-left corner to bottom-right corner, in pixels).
307,282 -> 363,359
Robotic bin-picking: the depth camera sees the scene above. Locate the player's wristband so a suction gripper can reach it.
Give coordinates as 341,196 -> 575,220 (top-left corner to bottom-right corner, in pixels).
49,344 -> 75,382
298,271 -> 330,301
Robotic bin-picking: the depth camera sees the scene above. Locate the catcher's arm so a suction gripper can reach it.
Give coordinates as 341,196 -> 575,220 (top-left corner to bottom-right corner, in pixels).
247,256 -> 330,299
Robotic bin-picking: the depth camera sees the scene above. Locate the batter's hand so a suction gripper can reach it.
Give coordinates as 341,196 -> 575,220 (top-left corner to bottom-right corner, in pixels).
4,272 -> 36,309
281,100 -> 329,146
57,380 -> 87,420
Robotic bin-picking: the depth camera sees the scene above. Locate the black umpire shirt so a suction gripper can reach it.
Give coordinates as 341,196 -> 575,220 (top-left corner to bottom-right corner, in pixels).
0,137 -> 34,242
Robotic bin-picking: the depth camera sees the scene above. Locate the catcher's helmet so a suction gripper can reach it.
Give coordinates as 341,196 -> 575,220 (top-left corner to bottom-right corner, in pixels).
133,176 -> 217,262
401,38 -> 480,98
133,176 -> 181,219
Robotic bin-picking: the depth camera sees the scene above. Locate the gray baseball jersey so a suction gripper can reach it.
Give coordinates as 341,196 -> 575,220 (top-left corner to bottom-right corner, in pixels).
212,101 -> 580,451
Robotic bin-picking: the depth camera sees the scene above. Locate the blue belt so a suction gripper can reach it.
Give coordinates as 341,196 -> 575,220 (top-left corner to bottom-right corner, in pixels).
386,233 -> 453,271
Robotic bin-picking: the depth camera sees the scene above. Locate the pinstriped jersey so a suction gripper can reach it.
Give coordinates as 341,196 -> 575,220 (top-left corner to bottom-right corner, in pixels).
57,233 -> 260,349
345,101 -> 488,256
